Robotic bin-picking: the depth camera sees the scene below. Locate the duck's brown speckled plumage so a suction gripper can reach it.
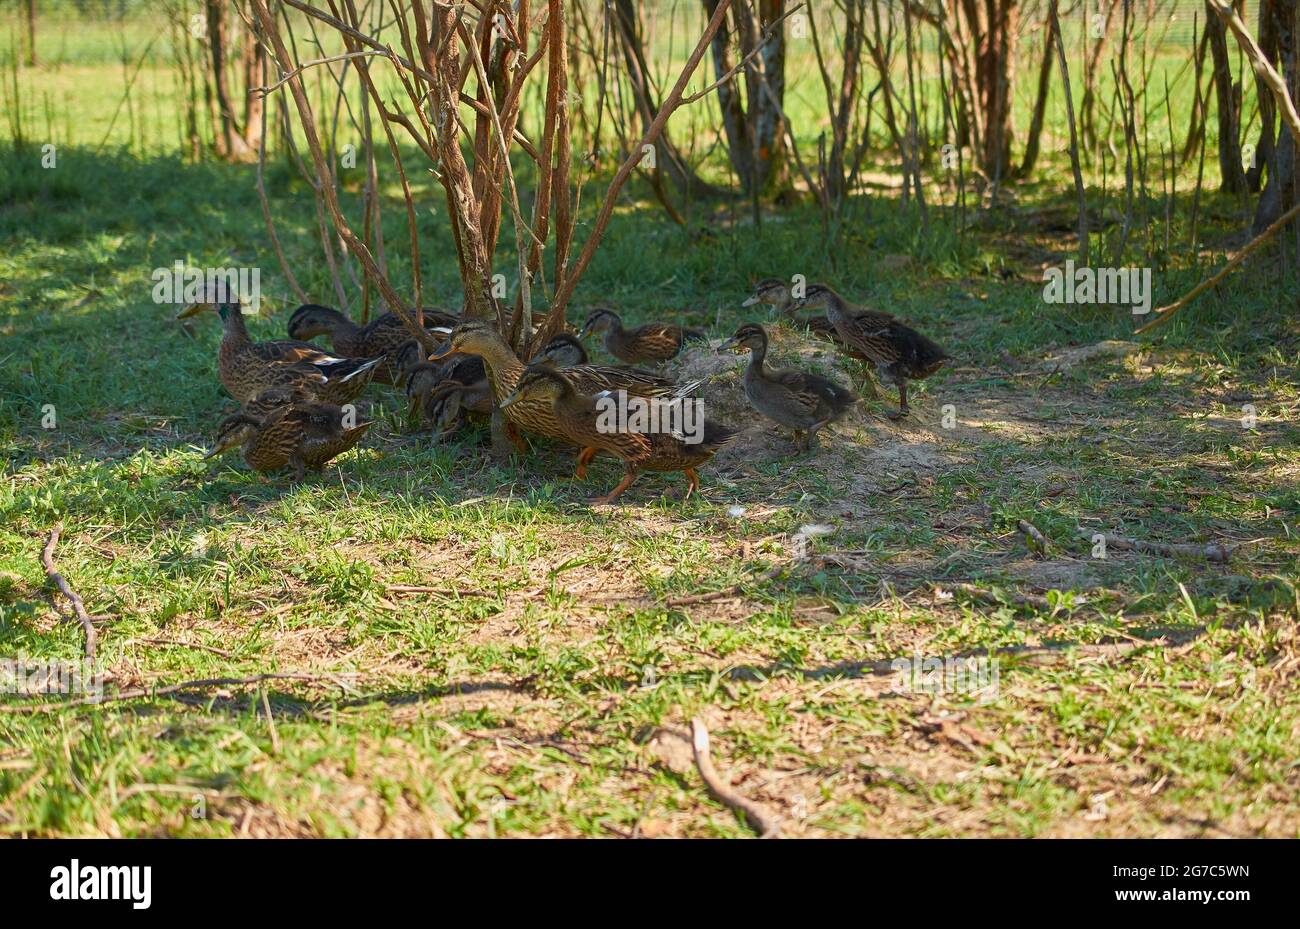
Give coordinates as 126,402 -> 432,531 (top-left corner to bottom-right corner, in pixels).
405,359 -> 492,428
718,323 -> 857,452
179,302 -> 382,404
287,304 -> 460,385
744,278 -> 874,366
580,308 -> 706,364
502,365 -> 738,503
432,321 -> 694,449
206,388 -> 371,479
531,333 -> 588,367
795,283 -> 949,417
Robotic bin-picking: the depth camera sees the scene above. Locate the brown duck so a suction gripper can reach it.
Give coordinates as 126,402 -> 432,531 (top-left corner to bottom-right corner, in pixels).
531,332 -> 589,367
430,320 -> 695,451
408,379 -> 489,437
177,301 -> 381,404
717,323 -> 857,452
744,278 -> 875,374
579,308 -> 706,364
204,388 -> 371,480
405,356 -> 492,432
500,364 -> 739,504
793,283 -> 949,418
403,333 -> 585,436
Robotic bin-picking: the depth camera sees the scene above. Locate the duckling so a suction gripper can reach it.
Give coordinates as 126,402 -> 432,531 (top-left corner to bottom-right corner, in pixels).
398,327 -> 490,425
532,332 -> 588,367
176,301 -> 382,404
579,308 -> 706,365
420,380 -> 492,437
500,364 -> 739,504
405,360 -> 491,430
743,278 -> 873,372
430,320 -> 695,450
287,303 -> 459,385
393,339 -> 427,383
204,388 -> 371,480
717,323 -> 857,452
793,283 -> 949,419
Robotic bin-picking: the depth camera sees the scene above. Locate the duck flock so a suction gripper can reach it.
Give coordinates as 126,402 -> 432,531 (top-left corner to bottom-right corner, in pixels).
183,280 -> 949,504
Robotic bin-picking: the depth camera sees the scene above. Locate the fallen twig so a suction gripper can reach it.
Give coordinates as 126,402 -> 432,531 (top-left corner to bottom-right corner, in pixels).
1138,1 -> 1300,335
0,672 -> 352,715
1017,520 -> 1050,558
40,525 -> 98,661
690,718 -> 781,838
666,566 -> 783,608
1082,530 -> 1235,563
260,689 -> 281,755
940,583 -> 1054,611
1136,200 -> 1300,334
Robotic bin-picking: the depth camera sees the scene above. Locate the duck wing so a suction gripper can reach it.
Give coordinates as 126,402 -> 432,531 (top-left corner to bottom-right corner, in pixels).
246,338 -> 341,366
772,368 -> 856,413
567,364 -> 681,398
303,422 -> 372,468
629,323 -> 690,357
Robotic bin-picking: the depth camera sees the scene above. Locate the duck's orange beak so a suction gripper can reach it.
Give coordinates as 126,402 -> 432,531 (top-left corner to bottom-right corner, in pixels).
428,345 -> 458,361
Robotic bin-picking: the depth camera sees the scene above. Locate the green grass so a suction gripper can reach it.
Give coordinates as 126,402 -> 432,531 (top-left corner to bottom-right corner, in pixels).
2,9 -> 1300,837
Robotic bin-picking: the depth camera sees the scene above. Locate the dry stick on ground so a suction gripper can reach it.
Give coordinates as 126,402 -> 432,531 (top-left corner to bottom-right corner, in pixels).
0,672 -> 354,715
384,584 -> 492,598
41,525 -> 98,662
1138,0 -> 1300,334
126,637 -> 235,659
260,688 -> 281,755
690,718 -> 782,838
1017,519 -> 1050,558
1081,530 -> 1236,564
941,583 -> 1055,611
665,565 -> 784,607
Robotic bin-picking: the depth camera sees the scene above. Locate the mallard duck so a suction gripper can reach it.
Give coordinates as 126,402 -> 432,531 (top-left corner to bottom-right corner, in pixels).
532,332 -> 588,367
430,320 -> 695,449
287,303 -> 459,385
717,323 -> 857,452
579,308 -> 706,364
177,301 -> 382,404
500,364 -> 738,504
793,284 -> 949,418
204,387 -> 371,480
